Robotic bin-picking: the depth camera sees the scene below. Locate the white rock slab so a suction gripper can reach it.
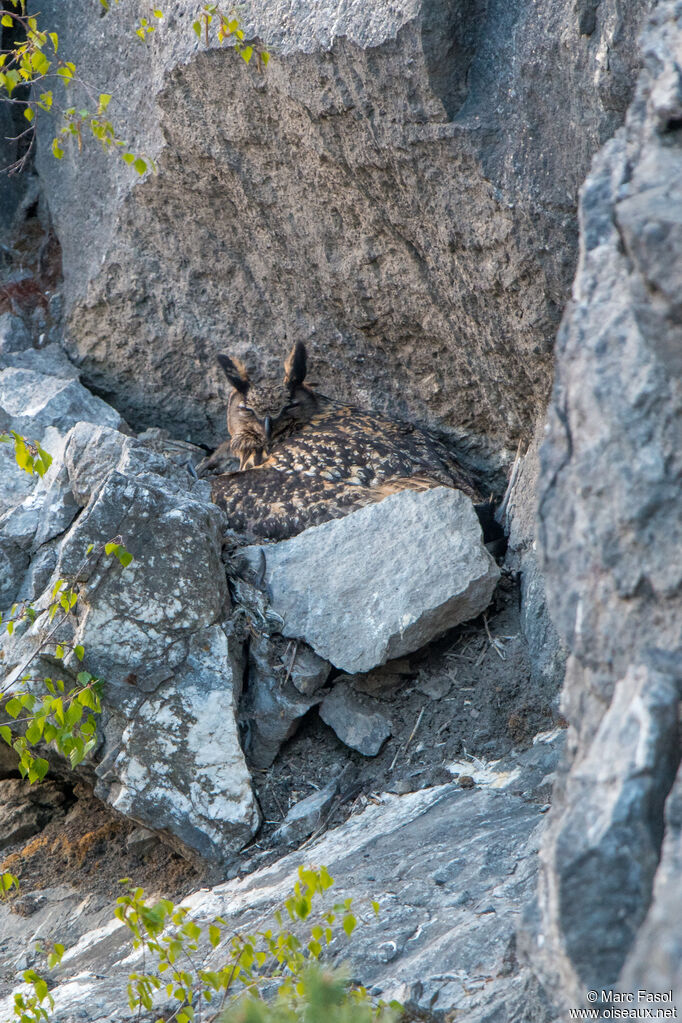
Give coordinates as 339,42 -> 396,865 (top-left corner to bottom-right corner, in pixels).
242,487 -> 500,674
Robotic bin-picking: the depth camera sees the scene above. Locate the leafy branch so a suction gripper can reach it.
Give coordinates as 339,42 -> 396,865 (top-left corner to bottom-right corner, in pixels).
114,865 -> 391,1023
0,1 -> 270,175
0,436 -> 135,783
191,4 -> 270,68
0,431 -> 52,477
5,867 -> 396,1023
1,530 -> 134,783
1,0 -> 152,174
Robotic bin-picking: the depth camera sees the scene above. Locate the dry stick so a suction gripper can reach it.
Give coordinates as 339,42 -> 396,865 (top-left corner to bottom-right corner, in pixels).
281,640 -> 299,689
483,614 -> 507,661
265,777 -> 287,820
297,798 -> 341,853
389,706 -> 425,772
496,438 -> 524,528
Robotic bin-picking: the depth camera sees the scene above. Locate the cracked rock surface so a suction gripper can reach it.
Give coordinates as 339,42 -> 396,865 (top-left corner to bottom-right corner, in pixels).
535,2 -> 682,1008
0,353 -> 260,865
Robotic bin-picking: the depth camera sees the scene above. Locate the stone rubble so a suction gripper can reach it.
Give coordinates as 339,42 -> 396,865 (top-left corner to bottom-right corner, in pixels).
319,683 -> 393,757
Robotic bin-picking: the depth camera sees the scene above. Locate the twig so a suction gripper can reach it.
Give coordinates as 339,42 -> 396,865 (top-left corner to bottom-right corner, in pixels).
281,641 -> 299,689
389,706 -> 425,771
297,798 -> 340,852
264,777 -> 286,820
496,439 -> 524,528
483,615 -> 507,660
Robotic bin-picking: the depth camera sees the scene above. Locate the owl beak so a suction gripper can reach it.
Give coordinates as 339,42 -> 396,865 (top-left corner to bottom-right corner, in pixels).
264,416 -> 272,442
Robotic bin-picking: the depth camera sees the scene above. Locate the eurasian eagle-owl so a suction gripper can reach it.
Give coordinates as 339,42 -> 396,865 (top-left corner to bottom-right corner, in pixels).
206,342 -> 484,540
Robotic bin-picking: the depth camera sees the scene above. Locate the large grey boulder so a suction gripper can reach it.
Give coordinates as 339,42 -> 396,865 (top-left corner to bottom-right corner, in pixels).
0,349 -> 125,609
0,424 -> 260,865
35,0 -> 651,453
621,767 -> 682,1014
241,487 -> 500,674
536,2 -> 682,1007
0,732 -> 564,1023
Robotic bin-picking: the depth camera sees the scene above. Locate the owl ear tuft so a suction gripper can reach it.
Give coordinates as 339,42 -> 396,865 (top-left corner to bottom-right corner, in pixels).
217,354 -> 250,396
283,341 -> 307,392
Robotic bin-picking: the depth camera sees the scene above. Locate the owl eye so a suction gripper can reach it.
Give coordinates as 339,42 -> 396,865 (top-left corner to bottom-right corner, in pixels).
239,404 -> 254,413
287,401 -> 300,409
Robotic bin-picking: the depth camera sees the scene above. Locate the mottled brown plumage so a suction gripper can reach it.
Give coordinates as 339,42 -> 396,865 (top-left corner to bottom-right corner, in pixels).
260,342 -> 481,500
208,341 -> 483,539
212,467 -> 435,540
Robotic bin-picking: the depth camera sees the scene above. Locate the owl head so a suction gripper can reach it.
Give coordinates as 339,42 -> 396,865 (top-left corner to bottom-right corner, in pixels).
217,354 -> 277,469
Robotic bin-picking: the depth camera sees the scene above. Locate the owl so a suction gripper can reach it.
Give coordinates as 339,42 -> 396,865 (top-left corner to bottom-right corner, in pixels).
207,342 -> 489,540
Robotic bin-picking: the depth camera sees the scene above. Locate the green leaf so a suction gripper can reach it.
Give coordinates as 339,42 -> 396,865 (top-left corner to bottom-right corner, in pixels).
55,644 -> 64,659
261,51 -> 270,67
0,871 -> 18,894
117,549 -> 133,567
192,20 -> 201,37
208,924 -> 221,948
239,45 -> 253,64
34,444 -> 52,475
69,738 -> 85,767
31,50 -> 50,76
25,719 -> 44,745
342,913 -> 356,937
5,698 -> 22,719
98,92 -> 112,111
133,157 -> 147,175
49,32 -> 58,53
23,107 -> 35,122
0,726 -> 12,746
75,645 -> 85,661
1,15 -> 13,27
52,137 -> 64,159
66,701 -> 84,728
86,543 -> 94,554
32,757 -> 49,782
104,542 -> 118,555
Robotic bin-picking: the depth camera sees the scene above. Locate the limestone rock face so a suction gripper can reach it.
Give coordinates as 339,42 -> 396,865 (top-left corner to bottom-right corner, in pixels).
536,2 -> 682,1005
242,487 -> 500,674
35,0 -> 652,453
